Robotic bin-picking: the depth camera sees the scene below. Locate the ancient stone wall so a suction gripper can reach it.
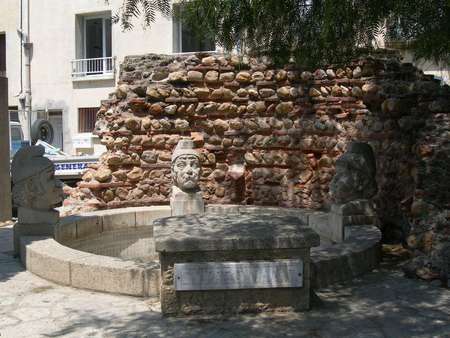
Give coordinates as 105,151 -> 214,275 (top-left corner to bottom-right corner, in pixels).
73,53 -> 448,240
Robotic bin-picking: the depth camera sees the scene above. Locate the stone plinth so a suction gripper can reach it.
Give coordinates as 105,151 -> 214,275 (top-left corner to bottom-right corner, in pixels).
154,214 -> 320,316
328,199 -> 376,242
170,187 -> 204,216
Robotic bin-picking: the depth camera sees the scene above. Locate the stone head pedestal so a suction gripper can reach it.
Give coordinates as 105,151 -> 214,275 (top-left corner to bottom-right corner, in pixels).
170,138 -> 204,216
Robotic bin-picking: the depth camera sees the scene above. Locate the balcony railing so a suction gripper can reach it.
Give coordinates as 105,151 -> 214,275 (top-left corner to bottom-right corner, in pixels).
71,57 -> 115,79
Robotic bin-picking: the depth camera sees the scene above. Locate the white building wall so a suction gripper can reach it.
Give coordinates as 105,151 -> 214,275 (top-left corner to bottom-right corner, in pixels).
0,0 -> 22,108
1,0 -> 174,155
398,50 -> 450,85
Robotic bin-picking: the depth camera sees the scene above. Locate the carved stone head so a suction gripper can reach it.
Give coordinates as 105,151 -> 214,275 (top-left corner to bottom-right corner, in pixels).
330,142 -> 377,204
171,138 -> 201,193
11,145 -> 64,211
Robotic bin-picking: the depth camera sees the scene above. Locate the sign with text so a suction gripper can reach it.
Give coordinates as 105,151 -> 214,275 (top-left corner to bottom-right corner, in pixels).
73,133 -> 93,148
174,259 -> 303,291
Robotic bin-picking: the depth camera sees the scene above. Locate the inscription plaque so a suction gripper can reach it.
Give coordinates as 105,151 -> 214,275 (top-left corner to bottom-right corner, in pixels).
174,259 -> 303,291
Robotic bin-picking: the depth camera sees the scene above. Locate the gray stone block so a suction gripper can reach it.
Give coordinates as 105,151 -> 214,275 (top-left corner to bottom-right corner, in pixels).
170,190 -> 204,216
76,215 -> 103,239
154,213 -> 320,253
102,210 -> 136,232
311,225 -> 381,288
135,206 -> 171,227
309,211 -> 343,243
331,199 -> 374,216
144,262 -> 161,297
207,204 -> 241,214
343,214 -> 375,226
20,237 -> 87,286
70,255 -> 145,296
54,216 -> 78,243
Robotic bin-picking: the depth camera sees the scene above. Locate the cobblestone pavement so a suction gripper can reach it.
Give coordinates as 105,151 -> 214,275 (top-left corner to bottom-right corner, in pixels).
1,224 -> 449,338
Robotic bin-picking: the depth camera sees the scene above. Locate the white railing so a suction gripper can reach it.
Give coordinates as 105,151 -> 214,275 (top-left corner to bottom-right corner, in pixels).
71,57 -> 115,79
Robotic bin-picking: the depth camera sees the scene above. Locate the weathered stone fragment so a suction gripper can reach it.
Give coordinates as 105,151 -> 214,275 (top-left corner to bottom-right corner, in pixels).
164,105 -> 177,115
141,150 -> 158,163
187,71 -> 203,82
202,56 -> 216,65
236,71 -> 252,83
220,72 -> 235,82
275,70 -> 287,81
205,71 -> 219,83
213,119 -> 229,133
127,167 -> 144,182
168,71 -> 188,83
276,102 -> 294,115
309,88 -> 321,97
94,167 -> 112,182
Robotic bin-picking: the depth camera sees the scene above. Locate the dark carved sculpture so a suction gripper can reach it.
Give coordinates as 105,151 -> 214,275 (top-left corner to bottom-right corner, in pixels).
330,142 -> 377,204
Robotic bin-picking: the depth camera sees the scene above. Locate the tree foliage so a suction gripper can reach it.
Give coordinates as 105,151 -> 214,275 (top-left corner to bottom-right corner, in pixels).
109,0 -> 171,30
113,0 -> 450,67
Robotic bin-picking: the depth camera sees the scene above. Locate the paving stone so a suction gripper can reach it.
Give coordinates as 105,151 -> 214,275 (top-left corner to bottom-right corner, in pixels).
1,223 -> 450,338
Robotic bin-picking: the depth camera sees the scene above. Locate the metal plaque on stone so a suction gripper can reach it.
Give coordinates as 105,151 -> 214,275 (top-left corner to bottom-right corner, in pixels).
174,259 -> 303,291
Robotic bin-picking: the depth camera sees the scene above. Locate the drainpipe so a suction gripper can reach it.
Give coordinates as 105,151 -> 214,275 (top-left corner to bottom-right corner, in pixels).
18,0 -> 32,143
23,0 -> 32,144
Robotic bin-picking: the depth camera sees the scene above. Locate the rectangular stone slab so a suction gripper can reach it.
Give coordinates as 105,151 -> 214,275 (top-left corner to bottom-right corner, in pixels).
174,259 -> 303,291
154,214 -> 320,252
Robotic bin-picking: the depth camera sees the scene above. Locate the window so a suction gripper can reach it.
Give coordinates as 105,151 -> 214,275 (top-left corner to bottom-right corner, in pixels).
9,107 -> 19,122
78,107 -> 98,133
0,34 -> 6,77
72,13 -> 113,78
85,17 -> 111,60
172,5 -> 215,53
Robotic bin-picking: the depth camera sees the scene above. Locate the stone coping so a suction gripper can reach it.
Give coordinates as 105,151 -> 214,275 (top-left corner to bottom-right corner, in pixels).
18,205 -> 381,297
154,213 -> 320,252
54,206 -> 172,244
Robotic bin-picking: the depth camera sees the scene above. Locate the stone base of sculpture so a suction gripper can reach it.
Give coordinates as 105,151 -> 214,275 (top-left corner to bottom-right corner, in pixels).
13,209 -> 59,256
170,186 -> 204,216
329,199 -> 376,242
18,207 -> 59,225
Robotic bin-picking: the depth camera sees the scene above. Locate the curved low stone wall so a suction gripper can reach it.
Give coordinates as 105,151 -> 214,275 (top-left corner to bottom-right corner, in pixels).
19,205 -> 381,298
21,206 -> 171,297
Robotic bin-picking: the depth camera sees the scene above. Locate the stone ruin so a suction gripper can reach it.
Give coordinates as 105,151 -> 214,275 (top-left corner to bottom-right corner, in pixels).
66,52 -> 449,282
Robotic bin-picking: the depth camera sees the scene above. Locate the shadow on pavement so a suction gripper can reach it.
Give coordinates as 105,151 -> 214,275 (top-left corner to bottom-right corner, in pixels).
0,225 -> 24,283
42,269 -> 450,338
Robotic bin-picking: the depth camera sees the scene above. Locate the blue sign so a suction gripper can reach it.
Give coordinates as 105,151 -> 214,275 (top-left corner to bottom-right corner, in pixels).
54,162 -> 88,171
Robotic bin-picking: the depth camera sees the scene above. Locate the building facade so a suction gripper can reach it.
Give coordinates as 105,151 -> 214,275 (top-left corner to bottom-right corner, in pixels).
0,0 -> 213,155
1,1 -> 447,156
